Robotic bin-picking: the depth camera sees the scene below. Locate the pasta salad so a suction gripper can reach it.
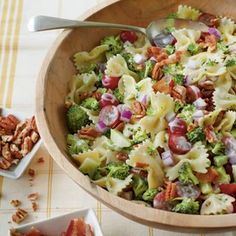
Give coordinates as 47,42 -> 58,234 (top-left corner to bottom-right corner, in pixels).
65,5 -> 236,215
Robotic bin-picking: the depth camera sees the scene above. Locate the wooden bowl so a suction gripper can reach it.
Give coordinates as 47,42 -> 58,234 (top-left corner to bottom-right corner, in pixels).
35,0 -> 236,233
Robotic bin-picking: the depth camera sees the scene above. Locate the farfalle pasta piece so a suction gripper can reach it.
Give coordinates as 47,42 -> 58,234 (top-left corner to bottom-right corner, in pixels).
72,150 -> 101,165
184,52 -> 226,83
80,107 -> 99,124
126,140 -> 164,188
139,93 -> 174,135
153,131 -> 168,149
218,17 -> 236,45
172,29 -> 201,51
135,77 -> 155,102
198,109 -> 223,127
166,142 -> 210,181
106,174 -> 133,195
176,5 -> 200,20
200,194 -> 235,215
118,75 -> 137,102
225,55 -> 236,79
124,33 -> 151,56
105,54 -> 138,79
215,111 -> 236,133
74,45 -> 108,72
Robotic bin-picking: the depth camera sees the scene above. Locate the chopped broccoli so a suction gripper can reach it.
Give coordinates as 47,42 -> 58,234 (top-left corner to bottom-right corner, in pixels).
217,42 -> 229,54
92,166 -> 108,180
121,52 -> 137,71
231,128 -> 236,139
101,35 -> 123,55
66,104 -> 90,133
146,145 -> 157,156
146,106 -> 155,116
173,198 -> 200,214
144,60 -> 155,78
132,128 -> 148,144
96,87 -> 107,94
165,45 -> 175,55
187,43 -> 200,55
214,155 -> 228,167
132,175 -> 148,199
178,162 -> 199,185
211,142 -> 225,155
186,127 -> 205,143
199,182 -> 213,195
142,188 -> 159,201
226,59 -> 236,67
67,134 -> 89,155
172,74 -> 184,85
178,104 -> 196,124
113,88 -> 124,103
174,100 -> 184,113
107,162 -> 130,180
214,166 -> 231,184
78,63 -> 97,74
162,63 -> 183,76
81,97 -> 100,111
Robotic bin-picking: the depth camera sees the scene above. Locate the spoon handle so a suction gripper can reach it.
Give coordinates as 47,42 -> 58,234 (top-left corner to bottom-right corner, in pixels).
28,15 -> 146,34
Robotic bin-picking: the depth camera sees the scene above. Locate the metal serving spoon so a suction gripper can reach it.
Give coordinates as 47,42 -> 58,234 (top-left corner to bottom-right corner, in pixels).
28,15 -> 208,47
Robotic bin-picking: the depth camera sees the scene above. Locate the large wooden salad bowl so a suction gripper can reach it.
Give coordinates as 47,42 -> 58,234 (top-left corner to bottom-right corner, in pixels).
35,0 -> 236,232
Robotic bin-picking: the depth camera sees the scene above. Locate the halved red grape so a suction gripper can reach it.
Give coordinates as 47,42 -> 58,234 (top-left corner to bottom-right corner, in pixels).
99,105 -> 120,127
168,117 -> 187,135
120,31 -> 138,43
153,192 -> 168,210
102,74 -> 120,89
168,134 -> 191,155
198,13 -> 219,27
176,182 -> 200,200
186,85 -> 201,103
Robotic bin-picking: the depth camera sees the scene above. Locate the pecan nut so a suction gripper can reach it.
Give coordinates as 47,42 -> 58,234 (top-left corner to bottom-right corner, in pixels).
0,157 -> 11,169
21,136 -> 33,156
171,85 -> 186,102
12,208 -> 28,224
10,199 -> 21,207
2,143 -> 12,161
28,192 -> 39,201
79,127 -> 101,140
131,101 -> 146,119
152,63 -> 163,80
30,131 -> 39,143
116,152 -> 128,161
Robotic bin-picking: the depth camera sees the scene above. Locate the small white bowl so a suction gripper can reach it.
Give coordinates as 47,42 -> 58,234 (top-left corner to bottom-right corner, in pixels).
0,108 -> 42,179
8,208 -> 103,236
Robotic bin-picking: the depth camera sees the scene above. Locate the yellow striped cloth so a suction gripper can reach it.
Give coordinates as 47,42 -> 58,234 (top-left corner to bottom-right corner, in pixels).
0,1 -> 234,236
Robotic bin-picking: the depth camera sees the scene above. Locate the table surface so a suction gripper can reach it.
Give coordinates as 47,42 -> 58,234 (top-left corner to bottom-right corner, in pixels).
0,0 -> 235,235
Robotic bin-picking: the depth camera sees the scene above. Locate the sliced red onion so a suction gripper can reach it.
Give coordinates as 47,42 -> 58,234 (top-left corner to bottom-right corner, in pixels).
223,136 -> 236,164
117,104 -> 132,122
133,54 -> 146,64
100,93 -> 118,107
208,27 -> 221,39
193,98 -> 207,110
165,111 -> 176,123
193,110 -> 204,121
98,63 -> 106,73
96,120 -> 108,133
161,150 -> 174,166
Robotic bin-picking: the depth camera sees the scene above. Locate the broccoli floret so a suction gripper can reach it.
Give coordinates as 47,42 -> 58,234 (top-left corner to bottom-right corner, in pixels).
132,175 -> 148,199
186,127 -> 205,143
165,45 -> 175,55
172,74 -> 184,85
217,42 -> 229,54
187,43 -> 200,55
66,104 -> 90,133
107,162 -> 130,180
178,104 -> 196,124
101,35 -> 123,55
173,198 -> 200,214
214,166 -> 231,184
81,97 -> 100,111
121,52 -> 137,71
214,155 -> 228,167
97,87 -> 107,94
212,142 -> 225,155
78,63 -> 97,74
67,134 -> 89,155
132,128 -> 148,144
113,88 -> 124,103
199,182 -> 213,195
144,60 -> 155,78
178,162 -> 199,185
162,63 -> 183,76
226,59 -> 236,67
142,188 -> 159,202
174,100 -> 184,113
92,166 -> 108,180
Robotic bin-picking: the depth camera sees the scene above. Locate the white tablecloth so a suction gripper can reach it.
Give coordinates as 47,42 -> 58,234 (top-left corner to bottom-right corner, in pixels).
0,0 -> 235,235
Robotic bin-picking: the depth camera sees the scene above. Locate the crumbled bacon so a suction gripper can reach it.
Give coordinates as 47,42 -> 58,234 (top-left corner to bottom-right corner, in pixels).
79,127 -> 101,140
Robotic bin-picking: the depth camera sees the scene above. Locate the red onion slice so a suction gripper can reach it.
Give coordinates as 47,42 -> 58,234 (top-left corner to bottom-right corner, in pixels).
165,111 -> 176,123
117,104 -> 132,122
161,150 -> 174,166
96,120 -> 108,133
193,98 -> 207,110
133,54 -> 146,64
208,27 -> 221,39
193,110 -> 204,121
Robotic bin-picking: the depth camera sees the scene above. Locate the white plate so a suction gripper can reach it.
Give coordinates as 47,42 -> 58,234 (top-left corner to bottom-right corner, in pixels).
0,107 -> 42,179
8,208 -> 103,236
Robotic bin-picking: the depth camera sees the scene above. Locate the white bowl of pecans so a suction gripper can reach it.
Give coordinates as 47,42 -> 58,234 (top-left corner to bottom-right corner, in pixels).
0,108 -> 41,179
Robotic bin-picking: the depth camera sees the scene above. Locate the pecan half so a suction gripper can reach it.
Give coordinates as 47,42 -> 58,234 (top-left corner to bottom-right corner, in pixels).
30,131 -> 39,143
21,136 -> 33,156
28,192 -> 39,201
171,85 -> 186,102
0,157 -> 11,169
152,78 -> 170,94
31,202 -> 38,212
79,127 -> 101,140
2,143 -> 12,161
10,200 -> 21,208
152,63 -> 163,80
204,125 -> 217,143
148,46 -> 168,62
12,208 -> 28,224
116,152 -> 128,161
131,101 -> 146,119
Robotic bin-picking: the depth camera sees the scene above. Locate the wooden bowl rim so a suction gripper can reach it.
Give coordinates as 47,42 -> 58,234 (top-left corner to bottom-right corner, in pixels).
35,0 -> 236,232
